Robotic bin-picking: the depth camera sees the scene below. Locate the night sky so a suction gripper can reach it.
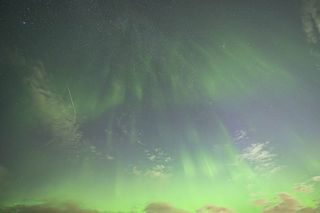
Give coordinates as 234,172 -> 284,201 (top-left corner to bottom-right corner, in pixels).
1,0 -> 320,212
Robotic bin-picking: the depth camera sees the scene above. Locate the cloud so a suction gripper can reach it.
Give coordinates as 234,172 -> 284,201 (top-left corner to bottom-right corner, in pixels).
145,164 -> 169,179
240,142 -> 275,162
298,207 -> 320,213
131,164 -> 170,179
144,203 -> 190,213
145,148 -> 171,163
238,141 -> 281,174
0,202 -> 101,213
311,176 -> 320,182
26,61 -> 82,149
302,0 -> 320,44
261,192 -> 320,213
1,196 -> 319,213
91,147 -> 114,160
105,154 -> 115,160
262,193 -> 300,213
293,183 -> 314,193
253,199 -> 269,206
148,155 -> 156,161
131,147 -> 172,179
196,204 -> 237,213
234,130 -> 248,142
134,165 -> 169,179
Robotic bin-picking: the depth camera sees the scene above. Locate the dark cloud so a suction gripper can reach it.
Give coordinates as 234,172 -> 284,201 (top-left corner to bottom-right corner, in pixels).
297,206 -> 320,213
144,202 -> 190,213
253,199 -> 269,206
262,192 -> 320,213
0,202 -> 101,213
144,202 -> 236,213
196,204 -> 237,213
262,192 -> 299,213
1,197 -> 319,213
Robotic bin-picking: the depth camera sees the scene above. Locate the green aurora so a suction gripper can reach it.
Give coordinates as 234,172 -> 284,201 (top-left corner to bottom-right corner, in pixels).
1,0 -> 320,212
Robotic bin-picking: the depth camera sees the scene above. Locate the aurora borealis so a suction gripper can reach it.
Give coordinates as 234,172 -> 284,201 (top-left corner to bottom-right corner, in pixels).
1,0 -> 320,212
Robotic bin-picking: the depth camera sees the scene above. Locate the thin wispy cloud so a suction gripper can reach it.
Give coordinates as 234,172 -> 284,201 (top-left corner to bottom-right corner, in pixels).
312,176 -> 320,182
293,183 -> 314,193
238,141 -> 281,174
131,147 -> 172,179
302,0 -> 320,44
